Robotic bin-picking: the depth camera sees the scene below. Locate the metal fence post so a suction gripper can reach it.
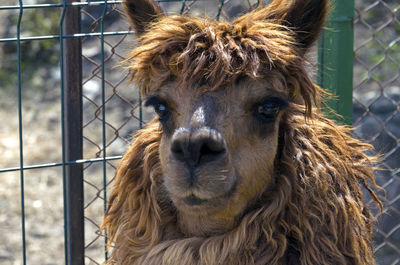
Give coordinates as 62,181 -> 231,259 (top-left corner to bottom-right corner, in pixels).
63,1 -> 84,264
318,0 -> 354,125
16,1 -> 27,264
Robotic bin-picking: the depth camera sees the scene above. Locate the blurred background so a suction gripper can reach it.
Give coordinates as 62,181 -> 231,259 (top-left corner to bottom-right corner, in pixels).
0,0 -> 399,264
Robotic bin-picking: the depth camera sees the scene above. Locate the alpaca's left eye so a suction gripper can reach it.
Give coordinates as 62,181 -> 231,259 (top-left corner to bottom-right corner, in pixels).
254,97 -> 288,123
258,103 -> 280,117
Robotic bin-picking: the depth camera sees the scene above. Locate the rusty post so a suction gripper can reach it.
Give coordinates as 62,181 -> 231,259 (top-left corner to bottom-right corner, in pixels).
63,1 -> 84,264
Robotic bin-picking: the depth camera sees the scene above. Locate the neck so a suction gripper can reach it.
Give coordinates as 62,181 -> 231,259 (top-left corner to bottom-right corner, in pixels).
175,191 -> 254,237
177,211 -> 236,237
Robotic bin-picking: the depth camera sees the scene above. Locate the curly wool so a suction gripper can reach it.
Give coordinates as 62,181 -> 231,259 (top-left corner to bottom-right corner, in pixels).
102,108 -> 381,265
101,1 -> 382,264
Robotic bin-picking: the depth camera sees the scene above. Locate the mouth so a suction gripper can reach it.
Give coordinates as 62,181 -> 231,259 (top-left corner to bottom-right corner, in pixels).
166,171 -> 239,212
183,194 -> 208,206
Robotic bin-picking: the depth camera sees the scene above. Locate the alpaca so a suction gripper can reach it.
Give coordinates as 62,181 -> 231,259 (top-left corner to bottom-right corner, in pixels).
101,0 -> 382,264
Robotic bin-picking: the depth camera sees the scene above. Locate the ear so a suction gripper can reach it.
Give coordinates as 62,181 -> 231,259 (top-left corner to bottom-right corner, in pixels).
237,0 -> 329,53
123,0 -> 164,36
282,0 -> 329,51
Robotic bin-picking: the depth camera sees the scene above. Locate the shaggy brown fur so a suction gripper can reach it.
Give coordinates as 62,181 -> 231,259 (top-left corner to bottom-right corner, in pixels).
101,0 -> 382,264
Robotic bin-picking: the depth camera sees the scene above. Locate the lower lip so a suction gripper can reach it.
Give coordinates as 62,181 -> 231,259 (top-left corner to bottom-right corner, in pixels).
183,194 -> 208,206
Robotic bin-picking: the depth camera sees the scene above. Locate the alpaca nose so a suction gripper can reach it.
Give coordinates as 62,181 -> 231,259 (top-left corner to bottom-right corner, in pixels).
170,127 -> 227,167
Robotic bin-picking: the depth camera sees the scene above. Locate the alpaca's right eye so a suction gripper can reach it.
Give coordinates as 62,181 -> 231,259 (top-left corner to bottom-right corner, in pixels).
145,96 -> 171,121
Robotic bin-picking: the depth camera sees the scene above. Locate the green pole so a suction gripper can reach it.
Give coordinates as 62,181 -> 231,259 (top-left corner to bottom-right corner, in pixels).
318,0 -> 354,125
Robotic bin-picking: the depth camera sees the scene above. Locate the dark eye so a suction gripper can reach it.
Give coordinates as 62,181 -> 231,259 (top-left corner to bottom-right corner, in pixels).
253,97 -> 288,123
145,96 -> 171,121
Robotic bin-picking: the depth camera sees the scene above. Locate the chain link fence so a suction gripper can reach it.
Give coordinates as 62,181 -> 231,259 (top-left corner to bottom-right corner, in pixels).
0,0 -> 399,264
353,0 -> 400,264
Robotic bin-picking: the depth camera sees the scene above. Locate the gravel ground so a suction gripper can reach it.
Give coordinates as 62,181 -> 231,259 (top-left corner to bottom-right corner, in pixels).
0,84 -> 141,265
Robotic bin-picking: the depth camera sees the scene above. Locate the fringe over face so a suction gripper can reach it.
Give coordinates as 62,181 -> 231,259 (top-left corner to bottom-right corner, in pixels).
125,0 -> 329,116
102,0 -> 382,264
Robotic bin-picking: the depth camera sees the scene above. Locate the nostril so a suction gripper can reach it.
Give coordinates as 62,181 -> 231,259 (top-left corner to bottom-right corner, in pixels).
171,147 -> 185,162
170,133 -> 187,162
171,142 -> 183,155
190,128 -> 227,165
198,139 -> 226,163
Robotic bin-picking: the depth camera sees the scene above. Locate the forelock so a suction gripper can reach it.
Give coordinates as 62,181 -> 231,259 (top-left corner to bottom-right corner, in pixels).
126,15 -> 300,94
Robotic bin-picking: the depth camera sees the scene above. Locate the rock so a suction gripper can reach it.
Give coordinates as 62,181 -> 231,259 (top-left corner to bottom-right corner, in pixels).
0,249 -> 12,260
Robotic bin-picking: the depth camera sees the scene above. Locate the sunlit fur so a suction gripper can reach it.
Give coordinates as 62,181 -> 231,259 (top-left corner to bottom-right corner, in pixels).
101,0 -> 382,264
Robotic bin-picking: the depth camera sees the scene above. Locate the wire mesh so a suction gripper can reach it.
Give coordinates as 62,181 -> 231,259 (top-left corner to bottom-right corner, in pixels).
353,0 -> 400,264
0,0 -> 399,264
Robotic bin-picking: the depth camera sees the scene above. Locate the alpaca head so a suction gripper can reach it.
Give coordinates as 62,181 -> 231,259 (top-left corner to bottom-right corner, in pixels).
123,0 -> 329,236
147,78 -> 287,228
